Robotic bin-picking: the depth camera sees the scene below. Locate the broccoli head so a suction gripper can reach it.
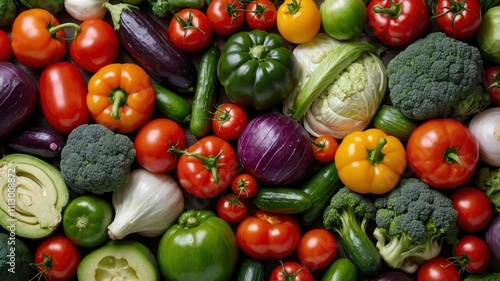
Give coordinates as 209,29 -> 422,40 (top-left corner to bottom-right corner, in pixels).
373,177 -> 459,274
147,0 -> 171,18
60,124 -> 136,194
475,166 -> 500,213
387,32 -> 490,121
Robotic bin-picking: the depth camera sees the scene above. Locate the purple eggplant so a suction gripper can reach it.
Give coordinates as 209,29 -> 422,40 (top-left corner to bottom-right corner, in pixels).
8,127 -> 66,158
369,271 -> 413,281
0,62 -> 39,140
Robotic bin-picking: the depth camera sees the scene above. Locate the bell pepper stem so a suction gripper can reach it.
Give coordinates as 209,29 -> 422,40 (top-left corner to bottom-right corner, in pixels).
109,89 -> 128,120
168,146 -> 223,183
366,138 -> 387,165
48,22 -> 81,41
249,45 -> 269,61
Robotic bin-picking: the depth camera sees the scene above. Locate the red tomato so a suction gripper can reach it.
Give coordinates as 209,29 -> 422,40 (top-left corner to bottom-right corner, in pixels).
0,29 -> 12,61
176,136 -> 238,198
245,0 -> 277,31
168,8 -> 212,52
451,187 -> 493,232
216,193 -> 248,223
417,257 -> 460,281
269,261 -> 314,281
453,235 -> 491,273
433,0 -> 482,40
312,135 -> 339,163
32,236 -> 81,281
297,228 -> 337,270
483,66 -> 500,104
39,62 -> 90,134
367,0 -> 429,47
134,118 -> 187,173
70,19 -> 119,73
406,118 -> 479,189
231,173 -> 258,198
236,210 -> 301,260
212,103 -> 248,141
206,0 -> 245,35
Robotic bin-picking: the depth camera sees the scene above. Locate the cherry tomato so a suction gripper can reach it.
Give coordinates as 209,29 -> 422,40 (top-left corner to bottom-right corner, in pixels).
207,0 -> 245,35
276,0 -> 321,44
367,0 -> 429,47
483,66 -> 500,104
453,235 -> 491,273
32,236 -> 81,281
70,19 -> 119,73
297,228 -> 337,270
451,187 -> 493,232
216,193 -> 248,223
231,173 -> 258,198
406,118 -> 479,189
168,8 -> 212,52
236,210 -> 301,260
212,103 -> 248,141
312,135 -> 339,163
0,29 -> 12,61
417,257 -> 461,281
433,0 -> 482,40
39,62 -> 90,134
245,0 -> 277,31
269,261 -> 314,281
134,118 -> 187,174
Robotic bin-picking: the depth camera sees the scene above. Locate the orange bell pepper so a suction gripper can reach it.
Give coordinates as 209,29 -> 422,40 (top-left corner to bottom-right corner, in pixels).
334,128 -> 406,195
87,63 -> 155,133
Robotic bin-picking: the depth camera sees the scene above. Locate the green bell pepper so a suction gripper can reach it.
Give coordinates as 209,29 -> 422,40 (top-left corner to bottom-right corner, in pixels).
217,30 -> 299,111
0,0 -> 17,27
18,0 -> 64,15
62,195 -> 113,248
157,209 -> 239,281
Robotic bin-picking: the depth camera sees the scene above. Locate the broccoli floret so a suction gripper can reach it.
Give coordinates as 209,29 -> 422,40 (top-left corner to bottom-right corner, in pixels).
475,166 -> 500,213
60,124 -> 136,194
373,177 -> 458,274
387,32 -> 490,121
147,0 -> 171,18
323,187 -> 381,275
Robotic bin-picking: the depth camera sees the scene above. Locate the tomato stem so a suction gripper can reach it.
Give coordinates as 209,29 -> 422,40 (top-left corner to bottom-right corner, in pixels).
109,89 -> 128,120
285,0 -> 302,14
373,0 -> 402,18
279,260 -> 303,281
29,254 -> 54,281
168,146 -> 224,183
486,71 -> 500,90
366,138 -> 387,165
444,147 -> 463,166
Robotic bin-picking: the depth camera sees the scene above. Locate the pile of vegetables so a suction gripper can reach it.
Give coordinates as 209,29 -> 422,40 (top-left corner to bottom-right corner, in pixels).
2,0 -> 500,280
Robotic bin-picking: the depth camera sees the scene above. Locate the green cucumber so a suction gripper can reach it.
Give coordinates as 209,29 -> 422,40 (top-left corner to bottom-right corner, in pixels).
252,187 -> 312,214
321,258 -> 358,281
300,162 -> 343,226
372,105 -> 418,141
190,44 -> 220,138
235,259 -> 265,281
168,0 -> 205,10
153,83 -> 192,123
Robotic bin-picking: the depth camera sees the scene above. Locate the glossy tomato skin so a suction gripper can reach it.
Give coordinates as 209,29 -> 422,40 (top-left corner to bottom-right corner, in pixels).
417,257 -> 460,281
0,30 -> 12,61
451,187 -> 493,232
70,19 -> 119,73
276,0 -> 321,44
312,135 -> 339,163
216,193 -> 248,223
483,66 -> 500,104
33,236 -> 81,281
168,8 -> 212,52
270,262 -> 314,281
453,235 -> 491,273
434,0 -> 482,40
207,0 -> 245,35
236,210 -> 301,260
406,118 -> 479,189
367,0 -> 428,47
231,173 -> 258,198
39,62 -> 90,135
212,103 -> 248,141
297,228 -> 337,270
245,0 -> 277,31
134,118 -> 186,174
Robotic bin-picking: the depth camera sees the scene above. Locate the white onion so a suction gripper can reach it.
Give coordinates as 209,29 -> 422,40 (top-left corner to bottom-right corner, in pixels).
468,107 -> 500,167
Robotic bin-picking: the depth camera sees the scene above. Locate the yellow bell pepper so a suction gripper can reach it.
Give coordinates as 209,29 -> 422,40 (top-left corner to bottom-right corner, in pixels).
335,128 -> 406,194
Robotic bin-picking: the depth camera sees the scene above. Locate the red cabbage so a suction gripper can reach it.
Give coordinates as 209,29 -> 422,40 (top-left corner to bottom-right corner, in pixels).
486,215 -> 500,261
237,112 -> 313,185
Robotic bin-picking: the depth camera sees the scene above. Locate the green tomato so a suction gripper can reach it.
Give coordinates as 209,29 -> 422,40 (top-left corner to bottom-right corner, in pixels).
62,195 -> 113,248
476,6 -> 500,64
157,210 -> 239,281
217,30 -> 299,111
320,0 -> 367,41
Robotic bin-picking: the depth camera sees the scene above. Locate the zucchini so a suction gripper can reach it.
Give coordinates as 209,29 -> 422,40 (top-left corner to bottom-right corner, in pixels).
235,259 -> 265,281
372,105 -> 418,141
321,258 -> 357,281
300,162 -> 343,226
252,187 -> 312,214
190,44 -> 220,138
153,83 -> 191,123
